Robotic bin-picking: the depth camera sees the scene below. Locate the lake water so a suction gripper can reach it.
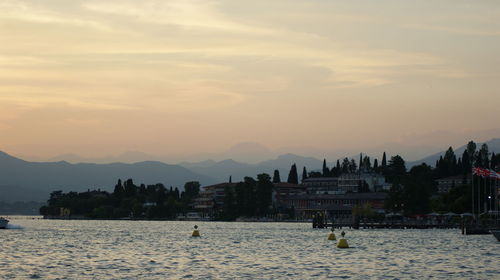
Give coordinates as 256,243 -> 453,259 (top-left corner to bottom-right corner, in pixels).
1,217 -> 499,279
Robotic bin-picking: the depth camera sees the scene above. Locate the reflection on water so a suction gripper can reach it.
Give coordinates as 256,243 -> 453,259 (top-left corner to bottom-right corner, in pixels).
1,218 -> 499,279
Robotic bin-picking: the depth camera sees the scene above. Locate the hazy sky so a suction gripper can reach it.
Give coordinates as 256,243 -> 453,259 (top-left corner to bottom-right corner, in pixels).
1,0 -> 499,161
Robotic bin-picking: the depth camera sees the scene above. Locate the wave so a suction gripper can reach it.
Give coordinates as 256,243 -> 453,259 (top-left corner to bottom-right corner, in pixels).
6,224 -> 24,230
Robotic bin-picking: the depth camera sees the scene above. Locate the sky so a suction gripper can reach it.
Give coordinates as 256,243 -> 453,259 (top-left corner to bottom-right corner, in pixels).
1,0 -> 499,162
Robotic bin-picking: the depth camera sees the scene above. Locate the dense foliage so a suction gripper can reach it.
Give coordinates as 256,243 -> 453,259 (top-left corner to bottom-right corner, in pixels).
220,174 -> 274,220
40,179 -> 200,219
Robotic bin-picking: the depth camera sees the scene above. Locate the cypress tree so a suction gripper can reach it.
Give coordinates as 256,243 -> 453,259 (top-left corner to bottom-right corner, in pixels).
322,159 -> 329,177
373,158 -> 379,170
461,149 -> 470,173
382,152 -> 387,167
491,152 -> 497,169
272,170 -> 281,183
359,153 -> 363,171
113,179 -> 124,196
302,167 -> 308,181
287,164 -> 298,184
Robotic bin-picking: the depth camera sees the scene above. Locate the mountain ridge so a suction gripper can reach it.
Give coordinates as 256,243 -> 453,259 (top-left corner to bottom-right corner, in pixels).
407,138 -> 500,168
0,151 -> 216,202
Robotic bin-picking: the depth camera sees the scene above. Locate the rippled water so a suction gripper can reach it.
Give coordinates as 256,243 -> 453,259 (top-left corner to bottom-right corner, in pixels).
1,217 -> 499,279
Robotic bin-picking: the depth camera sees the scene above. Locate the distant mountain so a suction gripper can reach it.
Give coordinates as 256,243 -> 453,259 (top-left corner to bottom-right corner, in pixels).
0,151 -> 216,202
180,153 -> 325,183
181,159 -> 269,183
46,151 -> 155,164
407,138 -> 500,168
260,153 -> 323,171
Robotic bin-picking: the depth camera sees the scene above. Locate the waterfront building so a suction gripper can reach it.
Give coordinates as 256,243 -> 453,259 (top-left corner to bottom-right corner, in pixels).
301,177 -> 339,194
272,182 -> 305,203
359,173 -> 391,192
302,173 -> 389,194
194,182 -> 236,217
435,175 -> 471,193
281,192 -> 387,220
337,174 -> 361,193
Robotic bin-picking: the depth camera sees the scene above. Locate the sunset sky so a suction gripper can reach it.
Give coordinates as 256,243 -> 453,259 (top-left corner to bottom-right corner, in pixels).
1,0 -> 499,162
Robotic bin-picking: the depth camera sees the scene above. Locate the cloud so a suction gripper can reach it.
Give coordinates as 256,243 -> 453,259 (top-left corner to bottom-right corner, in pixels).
404,23 -> 500,37
82,0 -> 270,34
0,0 -> 110,30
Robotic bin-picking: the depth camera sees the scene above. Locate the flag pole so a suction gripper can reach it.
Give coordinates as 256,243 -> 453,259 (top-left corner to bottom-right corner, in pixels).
472,168 -> 475,219
478,168 -> 481,217
490,174 -> 493,215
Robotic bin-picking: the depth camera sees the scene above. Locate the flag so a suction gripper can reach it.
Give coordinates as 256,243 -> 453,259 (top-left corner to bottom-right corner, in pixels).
473,167 -> 489,177
473,167 -> 500,179
488,169 -> 500,180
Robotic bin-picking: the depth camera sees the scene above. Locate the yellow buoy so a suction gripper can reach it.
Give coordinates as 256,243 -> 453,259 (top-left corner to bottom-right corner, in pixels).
328,233 -> 336,240
337,238 -> 349,248
337,231 -> 348,248
192,225 -> 200,237
328,228 -> 336,240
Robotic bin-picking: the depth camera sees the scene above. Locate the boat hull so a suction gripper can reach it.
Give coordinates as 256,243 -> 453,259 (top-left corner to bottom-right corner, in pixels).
492,230 -> 500,242
0,219 -> 8,229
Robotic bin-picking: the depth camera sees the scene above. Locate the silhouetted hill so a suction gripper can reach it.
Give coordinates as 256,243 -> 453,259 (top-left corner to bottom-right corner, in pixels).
408,138 -> 500,168
259,153 -> 323,171
181,159 -> 269,182
180,153 -> 325,182
0,151 -> 216,202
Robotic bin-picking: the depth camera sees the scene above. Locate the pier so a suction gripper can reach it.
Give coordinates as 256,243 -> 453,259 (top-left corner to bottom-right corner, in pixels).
313,220 -> 461,230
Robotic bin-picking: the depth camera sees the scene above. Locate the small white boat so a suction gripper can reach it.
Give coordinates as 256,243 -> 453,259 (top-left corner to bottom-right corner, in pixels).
0,217 -> 9,229
492,230 -> 500,242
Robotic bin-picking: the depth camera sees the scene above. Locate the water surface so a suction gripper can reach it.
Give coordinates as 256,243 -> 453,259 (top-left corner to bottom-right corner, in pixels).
1,217 -> 499,279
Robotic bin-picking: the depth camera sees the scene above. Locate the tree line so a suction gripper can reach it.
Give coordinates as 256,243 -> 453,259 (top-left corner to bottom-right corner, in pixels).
219,174 -> 274,221
273,140 -> 498,216
40,140 -> 498,219
40,179 -> 200,219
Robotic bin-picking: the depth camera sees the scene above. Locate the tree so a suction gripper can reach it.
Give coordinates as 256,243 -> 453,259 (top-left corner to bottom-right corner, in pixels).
124,179 -> 137,197
381,152 -> 387,167
477,144 -> 490,168
256,173 -> 273,216
308,171 -> 322,178
461,149 -> 470,174
113,179 -> 124,197
302,167 -> 308,181
361,156 -> 371,172
359,154 -> 363,172
373,158 -> 379,170
322,159 -> 329,177
386,155 -> 406,182
272,170 -> 281,183
139,184 -> 146,195
466,141 -> 477,166
443,147 -> 457,175
182,181 -> 200,203
385,182 -> 404,212
491,153 -> 498,170
341,158 -> 350,174
221,186 -> 236,220
349,159 -> 357,173
287,164 -> 298,184
331,160 -> 341,177
235,177 -> 257,216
